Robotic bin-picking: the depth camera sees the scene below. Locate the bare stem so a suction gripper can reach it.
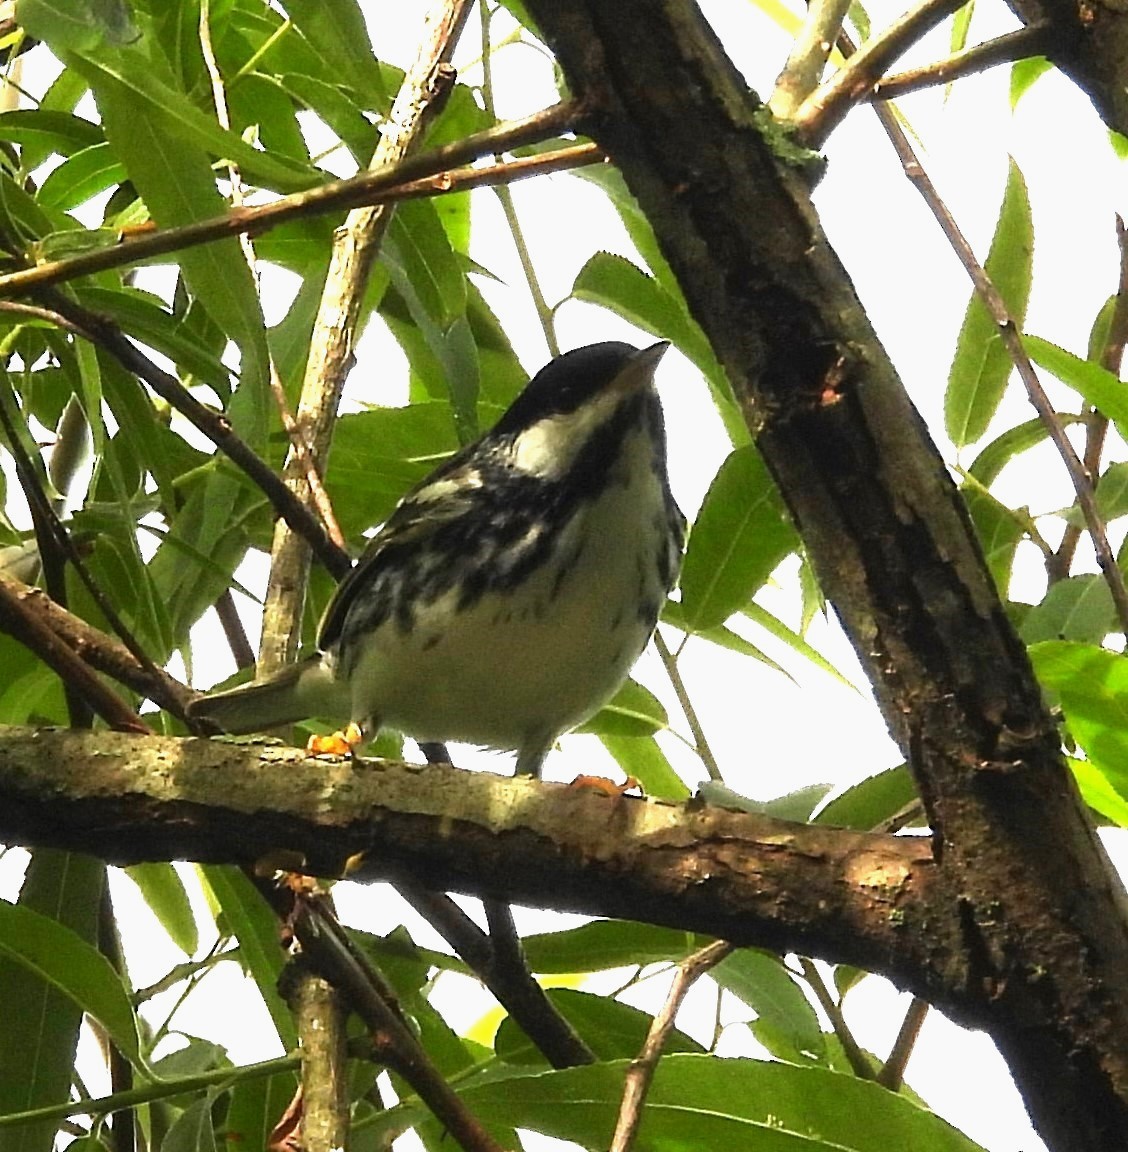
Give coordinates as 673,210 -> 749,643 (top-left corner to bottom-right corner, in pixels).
797,956 -> 876,1079
872,24 -> 1052,101
609,940 -> 733,1152
769,0 -> 853,119
480,0 -> 561,357
862,80 -> 1128,639
793,0 -> 968,146
654,629 -> 723,781
0,103 -> 591,299
1050,216 -> 1128,582
877,996 -> 929,1089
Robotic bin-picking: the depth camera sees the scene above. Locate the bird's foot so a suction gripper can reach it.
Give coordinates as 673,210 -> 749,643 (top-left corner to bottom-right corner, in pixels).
568,774 -> 642,797
306,721 -> 363,757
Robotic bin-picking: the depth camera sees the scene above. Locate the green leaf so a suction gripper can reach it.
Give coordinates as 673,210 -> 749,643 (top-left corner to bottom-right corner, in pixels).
961,482 -> 1028,598
695,782 -> 832,821
1010,57 -> 1052,107
0,852 -> 106,1152
0,109 -> 103,158
225,1072 -> 299,1152
742,601 -> 859,690
28,39 -> 316,194
1070,755 -> 1128,827
123,863 -> 199,957
325,404 -> 462,536
1020,576 -> 1116,645
967,414 -> 1086,489
76,285 -> 233,395
198,866 -> 296,1050
815,765 -> 920,830
1024,335 -> 1128,436
1028,641 -> 1128,799
37,143 -> 125,211
419,1055 -> 989,1150
945,158 -> 1033,446
521,922 -> 708,974
571,249 -> 747,445
580,678 -> 668,737
680,445 -> 797,631
600,733 -> 689,800
714,950 -> 826,1063
663,600 -> 789,677
495,989 -> 706,1065
278,0 -> 388,107
160,1095 -> 218,1152
0,889 -> 143,1071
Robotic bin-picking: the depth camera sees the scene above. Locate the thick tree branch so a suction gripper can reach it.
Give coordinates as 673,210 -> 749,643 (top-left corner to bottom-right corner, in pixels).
0,725 -> 958,1001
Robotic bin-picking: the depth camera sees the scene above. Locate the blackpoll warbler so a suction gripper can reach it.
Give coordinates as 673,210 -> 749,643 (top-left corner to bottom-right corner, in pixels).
188,341 -> 685,777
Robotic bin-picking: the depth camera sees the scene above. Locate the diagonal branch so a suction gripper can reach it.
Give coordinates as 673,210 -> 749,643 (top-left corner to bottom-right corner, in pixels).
399,882 -> 596,1069
791,0 -> 968,145
31,288 -> 352,580
872,24 -> 1052,100
609,939 -> 733,1152
0,105 -> 591,300
863,77 -> 1128,639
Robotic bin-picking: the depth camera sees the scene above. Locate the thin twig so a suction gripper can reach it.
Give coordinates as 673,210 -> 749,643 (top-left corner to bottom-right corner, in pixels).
654,629 -> 723,781
1051,216 -> 1128,581
769,0 -> 853,119
861,72 -> 1128,639
399,880 -> 596,1068
797,957 -> 876,1079
0,103 -> 591,299
872,24 -> 1052,101
793,0 -> 968,146
609,940 -> 733,1152
877,996 -> 929,1089
213,589 -> 256,670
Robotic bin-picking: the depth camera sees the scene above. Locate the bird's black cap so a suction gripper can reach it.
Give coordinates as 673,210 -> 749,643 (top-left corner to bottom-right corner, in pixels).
492,341 -> 668,436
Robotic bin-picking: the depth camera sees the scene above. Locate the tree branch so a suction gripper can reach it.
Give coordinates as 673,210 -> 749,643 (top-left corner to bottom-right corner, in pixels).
0,724 -> 954,991
0,105 -> 592,300
609,939 -> 733,1152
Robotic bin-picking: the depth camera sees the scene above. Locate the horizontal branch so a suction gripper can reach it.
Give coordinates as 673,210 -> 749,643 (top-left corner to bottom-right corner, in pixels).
0,725 -> 955,998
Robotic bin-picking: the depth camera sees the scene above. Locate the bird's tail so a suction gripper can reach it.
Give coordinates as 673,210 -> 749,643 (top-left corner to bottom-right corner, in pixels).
186,657 -> 343,735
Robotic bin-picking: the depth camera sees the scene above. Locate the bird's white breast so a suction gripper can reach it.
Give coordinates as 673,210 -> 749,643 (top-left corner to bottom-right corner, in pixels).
344,421 -> 670,756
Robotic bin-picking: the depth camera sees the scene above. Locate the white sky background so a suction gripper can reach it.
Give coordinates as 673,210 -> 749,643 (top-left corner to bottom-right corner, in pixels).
6,0 -> 1128,1150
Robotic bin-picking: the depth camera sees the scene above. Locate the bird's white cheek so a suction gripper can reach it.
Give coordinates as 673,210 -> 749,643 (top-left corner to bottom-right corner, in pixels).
508,391 -> 623,479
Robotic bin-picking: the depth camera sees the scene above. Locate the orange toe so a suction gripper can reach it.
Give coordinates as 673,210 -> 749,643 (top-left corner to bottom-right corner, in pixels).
568,774 -> 642,797
307,722 -> 363,756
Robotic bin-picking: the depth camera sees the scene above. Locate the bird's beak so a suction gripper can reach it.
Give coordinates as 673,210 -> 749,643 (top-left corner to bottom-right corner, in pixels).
611,340 -> 670,396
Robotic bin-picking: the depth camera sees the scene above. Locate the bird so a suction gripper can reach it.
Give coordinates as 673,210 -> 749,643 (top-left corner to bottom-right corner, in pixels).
187,340 -> 685,778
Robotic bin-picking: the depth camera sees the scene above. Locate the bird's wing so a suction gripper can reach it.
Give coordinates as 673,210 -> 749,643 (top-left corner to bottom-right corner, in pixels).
316,447 -> 487,650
